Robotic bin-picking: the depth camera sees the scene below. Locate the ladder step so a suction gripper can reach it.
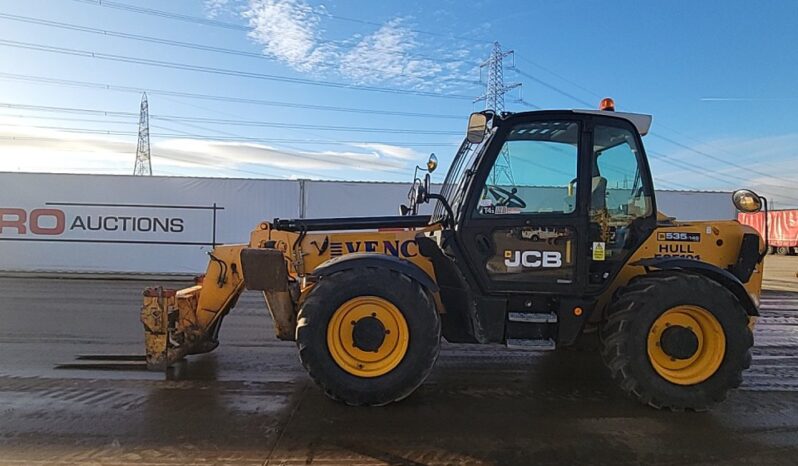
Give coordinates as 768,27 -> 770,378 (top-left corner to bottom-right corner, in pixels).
506,338 -> 556,351
508,312 -> 558,323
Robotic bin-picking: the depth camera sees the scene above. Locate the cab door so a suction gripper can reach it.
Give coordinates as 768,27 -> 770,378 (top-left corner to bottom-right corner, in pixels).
457,115 -> 591,294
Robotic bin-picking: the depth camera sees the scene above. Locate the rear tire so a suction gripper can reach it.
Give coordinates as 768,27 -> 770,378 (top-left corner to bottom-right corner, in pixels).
296,267 -> 441,406
601,272 -> 753,411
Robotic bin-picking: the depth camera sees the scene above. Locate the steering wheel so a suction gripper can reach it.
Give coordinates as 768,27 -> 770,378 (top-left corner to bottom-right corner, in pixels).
488,186 -> 526,208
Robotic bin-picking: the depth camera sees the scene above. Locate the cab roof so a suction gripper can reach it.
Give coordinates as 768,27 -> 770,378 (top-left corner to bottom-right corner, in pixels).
574,109 -> 653,136
497,109 -> 653,136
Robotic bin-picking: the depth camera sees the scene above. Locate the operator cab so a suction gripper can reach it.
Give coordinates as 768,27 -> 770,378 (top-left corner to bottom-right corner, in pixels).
412,100 -> 659,345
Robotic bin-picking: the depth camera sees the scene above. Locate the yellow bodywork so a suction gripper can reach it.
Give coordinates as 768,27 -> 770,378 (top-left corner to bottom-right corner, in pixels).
597,219 -> 763,319
141,215 -> 763,370
141,221 -> 440,369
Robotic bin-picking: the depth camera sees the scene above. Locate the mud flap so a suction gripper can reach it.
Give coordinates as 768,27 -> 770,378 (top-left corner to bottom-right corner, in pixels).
240,248 -> 297,340
240,248 -> 288,291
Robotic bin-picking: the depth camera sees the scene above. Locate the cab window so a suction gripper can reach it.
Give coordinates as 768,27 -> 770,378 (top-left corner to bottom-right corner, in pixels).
591,124 -> 653,220
475,121 -> 579,216
588,123 -> 654,286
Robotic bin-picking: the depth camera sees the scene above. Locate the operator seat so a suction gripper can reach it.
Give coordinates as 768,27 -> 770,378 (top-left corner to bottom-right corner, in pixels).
591,176 -> 607,211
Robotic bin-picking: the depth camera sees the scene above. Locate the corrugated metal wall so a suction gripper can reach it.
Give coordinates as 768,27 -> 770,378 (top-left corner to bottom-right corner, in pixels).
0,172 -> 734,274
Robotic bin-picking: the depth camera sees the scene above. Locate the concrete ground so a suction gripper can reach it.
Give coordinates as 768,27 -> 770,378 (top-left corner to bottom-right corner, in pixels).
763,255 -> 798,292
1,258 -> 797,465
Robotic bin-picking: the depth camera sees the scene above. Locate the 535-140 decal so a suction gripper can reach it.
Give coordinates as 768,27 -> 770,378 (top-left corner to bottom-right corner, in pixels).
657,231 -> 701,242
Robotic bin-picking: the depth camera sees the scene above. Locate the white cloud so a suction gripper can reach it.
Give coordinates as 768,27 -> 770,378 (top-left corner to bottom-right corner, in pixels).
239,1 -> 474,90
0,118 -> 413,177
349,142 -> 419,160
242,0 -> 332,72
339,18 -> 442,87
204,0 -> 230,19
154,138 -> 406,172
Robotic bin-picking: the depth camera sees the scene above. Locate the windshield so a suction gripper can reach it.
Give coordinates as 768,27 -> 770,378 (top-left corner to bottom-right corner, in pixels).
432,133 -> 491,223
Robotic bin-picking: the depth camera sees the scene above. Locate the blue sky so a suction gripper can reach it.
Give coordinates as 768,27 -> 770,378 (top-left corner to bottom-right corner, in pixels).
1,0 -> 797,206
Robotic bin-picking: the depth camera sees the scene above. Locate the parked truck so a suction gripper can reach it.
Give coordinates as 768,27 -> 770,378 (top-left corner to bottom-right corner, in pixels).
738,210 -> 798,255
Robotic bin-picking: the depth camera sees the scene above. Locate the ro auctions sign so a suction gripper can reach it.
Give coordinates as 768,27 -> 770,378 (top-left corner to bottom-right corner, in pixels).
0,202 -> 221,246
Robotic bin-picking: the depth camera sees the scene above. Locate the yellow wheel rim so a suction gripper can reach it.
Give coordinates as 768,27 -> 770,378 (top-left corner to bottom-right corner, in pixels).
327,296 -> 409,378
647,305 -> 726,385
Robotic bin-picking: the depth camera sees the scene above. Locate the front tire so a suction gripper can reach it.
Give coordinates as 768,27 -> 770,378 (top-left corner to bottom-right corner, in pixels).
601,272 -> 753,411
296,267 -> 441,406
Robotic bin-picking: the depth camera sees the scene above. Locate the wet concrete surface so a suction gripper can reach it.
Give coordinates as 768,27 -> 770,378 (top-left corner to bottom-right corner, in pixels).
1,273 -> 798,465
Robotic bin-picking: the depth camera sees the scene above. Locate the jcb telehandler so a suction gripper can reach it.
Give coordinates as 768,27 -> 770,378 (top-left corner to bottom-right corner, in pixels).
140,99 -> 767,410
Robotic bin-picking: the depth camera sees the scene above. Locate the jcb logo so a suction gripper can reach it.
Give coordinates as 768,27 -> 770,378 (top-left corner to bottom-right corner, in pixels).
0,208 -> 65,235
504,250 -> 562,268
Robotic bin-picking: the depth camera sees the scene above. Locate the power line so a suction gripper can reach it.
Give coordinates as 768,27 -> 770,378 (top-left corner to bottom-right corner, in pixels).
512,67 -> 593,107
649,132 -> 796,186
0,72 -> 464,119
148,108 -> 426,180
649,150 -> 798,203
514,53 -> 603,100
153,95 -> 444,182
0,13 -> 481,85
0,38 -> 475,100
147,121 -> 434,180
0,113 -> 135,125
509,64 -> 797,187
149,122 -> 351,181
0,123 -> 457,147
71,0 -> 491,45
517,98 -> 541,110
0,102 -> 462,135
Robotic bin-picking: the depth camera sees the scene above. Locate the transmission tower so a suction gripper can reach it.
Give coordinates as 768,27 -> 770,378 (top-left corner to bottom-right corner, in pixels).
475,42 -> 521,186
133,92 -> 152,176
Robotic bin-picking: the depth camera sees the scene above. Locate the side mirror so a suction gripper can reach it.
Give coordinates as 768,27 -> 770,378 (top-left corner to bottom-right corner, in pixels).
733,189 -> 763,213
466,112 -> 487,144
426,153 -> 438,173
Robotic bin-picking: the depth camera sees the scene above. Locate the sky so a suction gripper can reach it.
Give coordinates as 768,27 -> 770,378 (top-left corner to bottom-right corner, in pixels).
0,0 -> 797,206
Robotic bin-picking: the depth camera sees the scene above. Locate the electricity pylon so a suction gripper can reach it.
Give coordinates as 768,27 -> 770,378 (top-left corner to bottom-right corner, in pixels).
133,92 -> 152,176
475,42 -> 521,185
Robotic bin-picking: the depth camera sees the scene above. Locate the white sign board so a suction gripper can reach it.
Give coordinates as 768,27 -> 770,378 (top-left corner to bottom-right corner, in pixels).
0,173 -> 299,274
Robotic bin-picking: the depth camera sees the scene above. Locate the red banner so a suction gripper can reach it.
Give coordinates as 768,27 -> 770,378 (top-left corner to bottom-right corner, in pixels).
738,210 -> 798,247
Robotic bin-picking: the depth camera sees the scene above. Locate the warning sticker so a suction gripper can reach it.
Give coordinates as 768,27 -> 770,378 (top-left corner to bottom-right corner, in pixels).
592,242 -> 606,261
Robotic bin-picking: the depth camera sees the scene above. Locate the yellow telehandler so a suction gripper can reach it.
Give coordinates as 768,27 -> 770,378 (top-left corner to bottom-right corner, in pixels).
140,100 -> 767,410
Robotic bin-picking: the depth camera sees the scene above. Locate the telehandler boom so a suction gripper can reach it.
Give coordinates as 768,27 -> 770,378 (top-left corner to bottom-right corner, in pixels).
141,100 -> 766,409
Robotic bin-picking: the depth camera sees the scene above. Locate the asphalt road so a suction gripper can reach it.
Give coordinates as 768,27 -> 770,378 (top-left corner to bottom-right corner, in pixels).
1,262 -> 798,465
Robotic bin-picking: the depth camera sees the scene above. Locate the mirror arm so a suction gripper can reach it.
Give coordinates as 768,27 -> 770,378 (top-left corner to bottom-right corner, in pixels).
427,193 -> 455,228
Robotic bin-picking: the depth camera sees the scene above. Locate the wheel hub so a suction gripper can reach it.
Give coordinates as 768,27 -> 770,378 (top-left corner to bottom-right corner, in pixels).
647,305 -> 726,386
326,296 -> 409,378
352,316 -> 387,352
659,325 -> 699,360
